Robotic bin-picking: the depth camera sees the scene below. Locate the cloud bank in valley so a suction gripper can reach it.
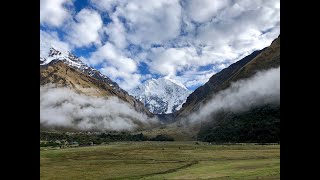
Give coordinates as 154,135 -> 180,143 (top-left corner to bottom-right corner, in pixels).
187,67 -> 280,123
40,85 -> 158,131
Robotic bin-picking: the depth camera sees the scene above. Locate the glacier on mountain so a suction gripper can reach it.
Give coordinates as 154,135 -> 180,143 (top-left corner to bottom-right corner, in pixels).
129,77 -> 191,114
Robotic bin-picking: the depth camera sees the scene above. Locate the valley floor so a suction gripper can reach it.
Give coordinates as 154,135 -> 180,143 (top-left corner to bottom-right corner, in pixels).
40,142 -> 280,180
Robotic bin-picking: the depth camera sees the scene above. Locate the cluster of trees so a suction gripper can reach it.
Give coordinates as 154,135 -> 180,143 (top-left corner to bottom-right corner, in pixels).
197,104 -> 280,143
40,141 -> 60,147
150,134 -> 174,141
40,131 -> 174,147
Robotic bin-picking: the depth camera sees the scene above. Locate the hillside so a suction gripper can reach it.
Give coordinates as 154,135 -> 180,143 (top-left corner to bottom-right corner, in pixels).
40,61 -> 152,116
144,36 -> 280,142
177,36 -> 280,118
194,36 -> 280,143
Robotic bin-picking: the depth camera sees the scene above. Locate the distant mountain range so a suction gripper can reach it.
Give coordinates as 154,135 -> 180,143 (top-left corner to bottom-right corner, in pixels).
40,35 -> 280,143
129,77 -> 190,114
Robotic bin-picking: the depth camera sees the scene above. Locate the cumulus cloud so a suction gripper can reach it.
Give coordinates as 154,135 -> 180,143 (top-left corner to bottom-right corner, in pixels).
174,69 -> 217,89
40,85 -> 157,131
146,47 -> 197,76
89,42 -> 137,72
40,30 -> 72,52
87,42 -> 140,90
123,0 -> 182,46
104,15 -> 128,49
40,0 -> 73,27
90,0 -> 121,12
40,0 -> 280,90
187,67 -> 280,123
184,0 -> 232,23
91,0 -> 182,47
145,44 -> 240,78
99,66 -> 142,90
117,0 -> 279,89
66,8 -> 103,48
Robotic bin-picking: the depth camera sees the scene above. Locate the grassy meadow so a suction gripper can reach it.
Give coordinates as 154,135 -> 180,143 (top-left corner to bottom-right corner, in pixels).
40,141 -> 280,179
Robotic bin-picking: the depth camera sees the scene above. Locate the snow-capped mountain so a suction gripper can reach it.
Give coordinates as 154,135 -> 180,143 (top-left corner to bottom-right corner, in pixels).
40,39 -> 153,117
129,77 -> 191,114
40,40 -> 124,93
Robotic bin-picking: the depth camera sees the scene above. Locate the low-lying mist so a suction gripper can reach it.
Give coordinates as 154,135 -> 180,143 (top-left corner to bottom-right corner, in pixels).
187,67 -> 280,124
40,85 -> 158,131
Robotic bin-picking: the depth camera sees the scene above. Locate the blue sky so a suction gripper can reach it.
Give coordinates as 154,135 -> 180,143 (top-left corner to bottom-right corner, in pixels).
40,0 -> 280,91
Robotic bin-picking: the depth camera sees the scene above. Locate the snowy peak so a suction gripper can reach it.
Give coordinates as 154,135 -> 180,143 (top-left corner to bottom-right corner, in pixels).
130,77 -> 191,114
163,76 -> 188,90
40,39 -> 123,94
40,40 -> 84,69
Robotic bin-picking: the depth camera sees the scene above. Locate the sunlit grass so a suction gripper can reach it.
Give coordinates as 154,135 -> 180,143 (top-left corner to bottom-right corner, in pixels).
40,142 -> 280,179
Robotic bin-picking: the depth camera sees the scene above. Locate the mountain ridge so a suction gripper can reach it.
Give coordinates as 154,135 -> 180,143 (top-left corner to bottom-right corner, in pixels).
40,40 -> 153,118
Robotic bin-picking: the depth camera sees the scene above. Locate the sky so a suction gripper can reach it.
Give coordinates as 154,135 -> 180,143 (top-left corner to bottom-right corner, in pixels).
40,0 -> 280,91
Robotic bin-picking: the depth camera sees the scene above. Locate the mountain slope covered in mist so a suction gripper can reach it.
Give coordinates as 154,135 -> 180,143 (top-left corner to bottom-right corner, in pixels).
40,41 -> 155,131
39,35 -> 280,142
177,36 -> 280,118
143,36 -> 280,142
197,104 -> 280,143
191,36 -> 280,143
40,61 -> 151,116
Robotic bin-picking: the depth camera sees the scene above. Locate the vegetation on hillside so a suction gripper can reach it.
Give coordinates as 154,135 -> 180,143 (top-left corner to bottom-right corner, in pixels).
197,104 -> 280,143
40,131 -> 174,147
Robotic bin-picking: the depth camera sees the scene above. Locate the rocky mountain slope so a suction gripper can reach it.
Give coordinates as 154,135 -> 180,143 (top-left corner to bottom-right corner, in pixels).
40,40 -> 152,117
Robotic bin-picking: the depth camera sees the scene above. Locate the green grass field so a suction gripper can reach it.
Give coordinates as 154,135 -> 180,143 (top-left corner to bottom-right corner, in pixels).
40,142 -> 280,180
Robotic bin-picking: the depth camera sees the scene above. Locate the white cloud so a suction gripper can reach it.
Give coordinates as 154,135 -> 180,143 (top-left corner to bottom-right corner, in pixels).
138,0 -> 280,88
94,0 -> 182,48
40,0 -> 280,90
40,85 -> 157,131
88,42 -> 140,90
100,66 -> 141,90
124,0 -> 182,46
184,0 -> 232,23
195,1 -> 280,47
146,47 -> 197,76
89,42 -> 137,73
188,67 -> 280,123
145,44 -> 240,78
90,0 -> 121,12
175,69 -> 216,89
40,0 -> 73,27
104,13 -> 128,49
40,30 -> 72,52
66,8 -> 103,48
